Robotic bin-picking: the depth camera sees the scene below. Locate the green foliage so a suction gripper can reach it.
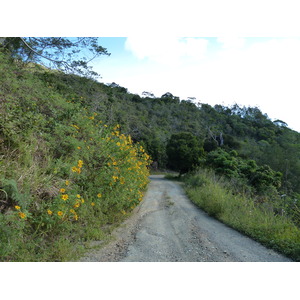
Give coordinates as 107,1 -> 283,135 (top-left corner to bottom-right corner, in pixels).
0,178 -> 30,213
143,135 -> 168,169
166,132 -> 204,175
0,50 -> 150,261
184,170 -> 300,261
205,148 -> 283,194
251,165 -> 282,192
206,149 -> 239,178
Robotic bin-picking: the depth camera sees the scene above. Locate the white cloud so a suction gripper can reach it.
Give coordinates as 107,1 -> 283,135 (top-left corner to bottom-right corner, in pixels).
217,37 -> 246,50
201,38 -> 300,130
125,37 -> 209,66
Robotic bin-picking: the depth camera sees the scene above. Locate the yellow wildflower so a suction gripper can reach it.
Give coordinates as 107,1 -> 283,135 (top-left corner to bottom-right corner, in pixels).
77,146 -> 81,150
71,124 -> 80,130
81,198 -> 85,204
65,180 -> 70,186
97,193 -> 102,198
78,160 -> 83,168
91,202 -> 95,206
57,211 -> 63,216
18,212 -> 26,219
72,166 -> 78,172
61,194 -> 69,201
70,209 -> 75,214
60,188 -> 66,193
76,194 -> 81,198
15,205 -> 21,210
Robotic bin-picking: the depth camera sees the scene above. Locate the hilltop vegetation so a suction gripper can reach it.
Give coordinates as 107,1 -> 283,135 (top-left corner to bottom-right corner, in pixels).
0,50 -> 150,261
1,39 -> 300,260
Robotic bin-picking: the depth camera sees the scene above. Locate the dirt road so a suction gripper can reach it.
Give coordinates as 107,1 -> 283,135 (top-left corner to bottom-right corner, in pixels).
80,175 -> 292,262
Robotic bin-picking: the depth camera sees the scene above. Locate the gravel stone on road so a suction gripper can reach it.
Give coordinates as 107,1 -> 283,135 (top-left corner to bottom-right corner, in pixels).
80,175 -> 292,262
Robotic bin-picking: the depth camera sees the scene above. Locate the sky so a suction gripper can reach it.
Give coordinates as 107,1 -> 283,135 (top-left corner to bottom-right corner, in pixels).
92,37 -> 300,132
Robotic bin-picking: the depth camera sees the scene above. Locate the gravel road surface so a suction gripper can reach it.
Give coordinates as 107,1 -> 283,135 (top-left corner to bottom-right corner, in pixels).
80,175 -> 292,262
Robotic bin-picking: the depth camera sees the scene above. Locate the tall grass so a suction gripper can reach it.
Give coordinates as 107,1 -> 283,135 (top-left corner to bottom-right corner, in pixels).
184,169 -> 300,261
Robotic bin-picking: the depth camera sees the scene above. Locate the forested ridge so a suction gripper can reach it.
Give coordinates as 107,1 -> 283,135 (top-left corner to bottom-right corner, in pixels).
38,63 -> 300,224
88,81 -> 300,196
1,38 -> 300,260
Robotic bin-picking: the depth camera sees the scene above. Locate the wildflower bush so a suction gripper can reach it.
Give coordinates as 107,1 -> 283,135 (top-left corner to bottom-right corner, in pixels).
0,50 -> 151,261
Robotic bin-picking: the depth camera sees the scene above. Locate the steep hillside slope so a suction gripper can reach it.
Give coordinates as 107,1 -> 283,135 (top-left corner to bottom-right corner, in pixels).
0,51 -> 150,261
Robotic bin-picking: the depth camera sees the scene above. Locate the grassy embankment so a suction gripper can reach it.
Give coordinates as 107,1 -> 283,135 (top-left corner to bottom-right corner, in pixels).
0,51 -> 151,261
183,169 -> 300,261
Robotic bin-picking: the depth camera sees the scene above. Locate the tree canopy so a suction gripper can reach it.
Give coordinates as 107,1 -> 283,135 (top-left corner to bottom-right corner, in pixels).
166,132 -> 204,175
0,37 -> 110,78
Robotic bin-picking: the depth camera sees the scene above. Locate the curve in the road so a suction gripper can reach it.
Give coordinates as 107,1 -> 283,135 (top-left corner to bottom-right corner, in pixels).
121,175 -> 292,262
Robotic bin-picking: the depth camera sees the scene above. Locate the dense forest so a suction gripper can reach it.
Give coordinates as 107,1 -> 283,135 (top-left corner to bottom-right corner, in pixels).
1,38 -> 300,260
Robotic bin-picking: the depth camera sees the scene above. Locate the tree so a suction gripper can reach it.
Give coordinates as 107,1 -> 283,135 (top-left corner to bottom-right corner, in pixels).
161,92 -> 180,104
273,119 -> 288,127
206,148 -> 239,178
251,165 -> 283,192
0,37 -> 110,78
142,91 -> 156,98
166,132 -> 204,175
